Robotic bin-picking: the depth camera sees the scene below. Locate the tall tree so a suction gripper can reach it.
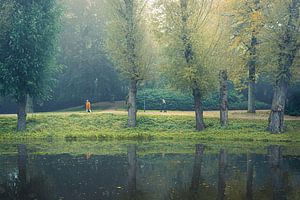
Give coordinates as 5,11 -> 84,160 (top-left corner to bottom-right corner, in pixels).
230,0 -> 264,113
261,0 -> 300,133
0,0 -> 62,131
104,0 -> 153,127
152,0 -> 220,131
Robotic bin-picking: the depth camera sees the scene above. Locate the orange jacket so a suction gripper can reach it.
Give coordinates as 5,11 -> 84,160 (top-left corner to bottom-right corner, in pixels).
86,102 -> 91,110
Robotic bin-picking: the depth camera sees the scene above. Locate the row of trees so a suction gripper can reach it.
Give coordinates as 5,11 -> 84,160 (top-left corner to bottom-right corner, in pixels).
104,0 -> 300,133
0,0 -> 299,133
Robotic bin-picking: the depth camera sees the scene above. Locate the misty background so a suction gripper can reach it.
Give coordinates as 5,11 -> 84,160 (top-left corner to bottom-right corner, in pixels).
0,0 -> 299,115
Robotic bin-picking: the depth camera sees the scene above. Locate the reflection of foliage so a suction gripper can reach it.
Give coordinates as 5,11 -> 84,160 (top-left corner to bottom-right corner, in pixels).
166,181 -> 216,200
122,189 -> 150,200
0,174 -> 56,200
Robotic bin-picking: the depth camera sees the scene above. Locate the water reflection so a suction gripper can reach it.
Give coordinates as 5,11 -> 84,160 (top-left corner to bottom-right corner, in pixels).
0,145 -> 56,200
217,149 -> 227,200
246,153 -> 255,200
0,143 -> 299,200
269,146 -> 287,200
190,144 -> 204,191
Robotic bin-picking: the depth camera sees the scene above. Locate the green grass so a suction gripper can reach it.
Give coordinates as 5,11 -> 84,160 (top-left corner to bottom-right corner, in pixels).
0,112 -> 299,145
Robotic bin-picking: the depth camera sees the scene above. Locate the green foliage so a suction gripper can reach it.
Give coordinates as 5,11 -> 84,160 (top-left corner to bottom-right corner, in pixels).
103,0 -> 154,82
258,0 -> 300,84
286,90 -> 300,116
152,0 -> 220,95
136,88 -> 270,111
0,0 -> 62,101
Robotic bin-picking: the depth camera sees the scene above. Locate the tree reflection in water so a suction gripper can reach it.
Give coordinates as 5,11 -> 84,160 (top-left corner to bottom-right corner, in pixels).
246,153 -> 255,200
0,144 -> 56,200
217,149 -> 227,200
124,145 -> 149,200
268,145 -> 287,200
166,144 -> 216,200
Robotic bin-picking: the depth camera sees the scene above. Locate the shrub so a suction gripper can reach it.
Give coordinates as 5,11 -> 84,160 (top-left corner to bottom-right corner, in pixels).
137,88 -> 270,111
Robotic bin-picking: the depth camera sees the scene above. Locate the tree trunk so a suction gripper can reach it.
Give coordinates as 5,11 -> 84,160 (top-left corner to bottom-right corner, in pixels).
193,88 -> 205,131
247,34 -> 257,113
217,149 -> 227,200
128,79 -> 137,127
268,146 -> 286,200
248,67 -> 256,113
17,95 -> 27,131
219,70 -> 228,126
268,81 -> 288,134
127,145 -> 137,198
190,144 -> 204,191
246,154 -> 255,200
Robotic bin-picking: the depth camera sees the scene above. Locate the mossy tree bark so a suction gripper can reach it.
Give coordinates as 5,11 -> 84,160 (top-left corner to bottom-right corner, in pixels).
193,88 -> 205,131
128,79 -> 137,127
219,70 -> 228,126
268,81 -> 288,133
17,95 -> 27,131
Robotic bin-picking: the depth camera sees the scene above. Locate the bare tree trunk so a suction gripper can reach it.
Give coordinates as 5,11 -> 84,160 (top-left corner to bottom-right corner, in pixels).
219,70 -> 228,126
248,65 -> 256,113
128,79 -> 137,127
190,144 -> 204,191
246,154 -> 255,200
268,146 -> 286,200
17,95 -> 27,131
193,88 -> 205,131
127,145 -> 137,198
217,149 -> 227,200
268,81 -> 288,134
248,34 -> 257,113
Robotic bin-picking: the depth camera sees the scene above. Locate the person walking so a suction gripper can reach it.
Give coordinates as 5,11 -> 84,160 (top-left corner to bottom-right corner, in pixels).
85,100 -> 91,113
160,98 -> 167,112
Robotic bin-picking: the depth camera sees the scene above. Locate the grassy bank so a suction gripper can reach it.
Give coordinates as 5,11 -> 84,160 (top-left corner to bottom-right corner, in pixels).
0,111 -> 299,144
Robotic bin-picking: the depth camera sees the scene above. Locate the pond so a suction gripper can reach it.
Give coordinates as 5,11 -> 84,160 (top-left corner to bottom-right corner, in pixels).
0,141 -> 300,200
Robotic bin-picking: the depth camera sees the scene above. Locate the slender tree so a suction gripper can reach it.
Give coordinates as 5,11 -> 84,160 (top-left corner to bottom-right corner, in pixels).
219,70 -> 229,126
0,0 -> 62,131
153,0 -> 221,131
230,0 -> 264,113
104,0 -> 153,127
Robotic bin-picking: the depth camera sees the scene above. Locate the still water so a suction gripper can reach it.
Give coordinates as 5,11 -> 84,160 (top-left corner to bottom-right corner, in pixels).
0,142 -> 300,200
